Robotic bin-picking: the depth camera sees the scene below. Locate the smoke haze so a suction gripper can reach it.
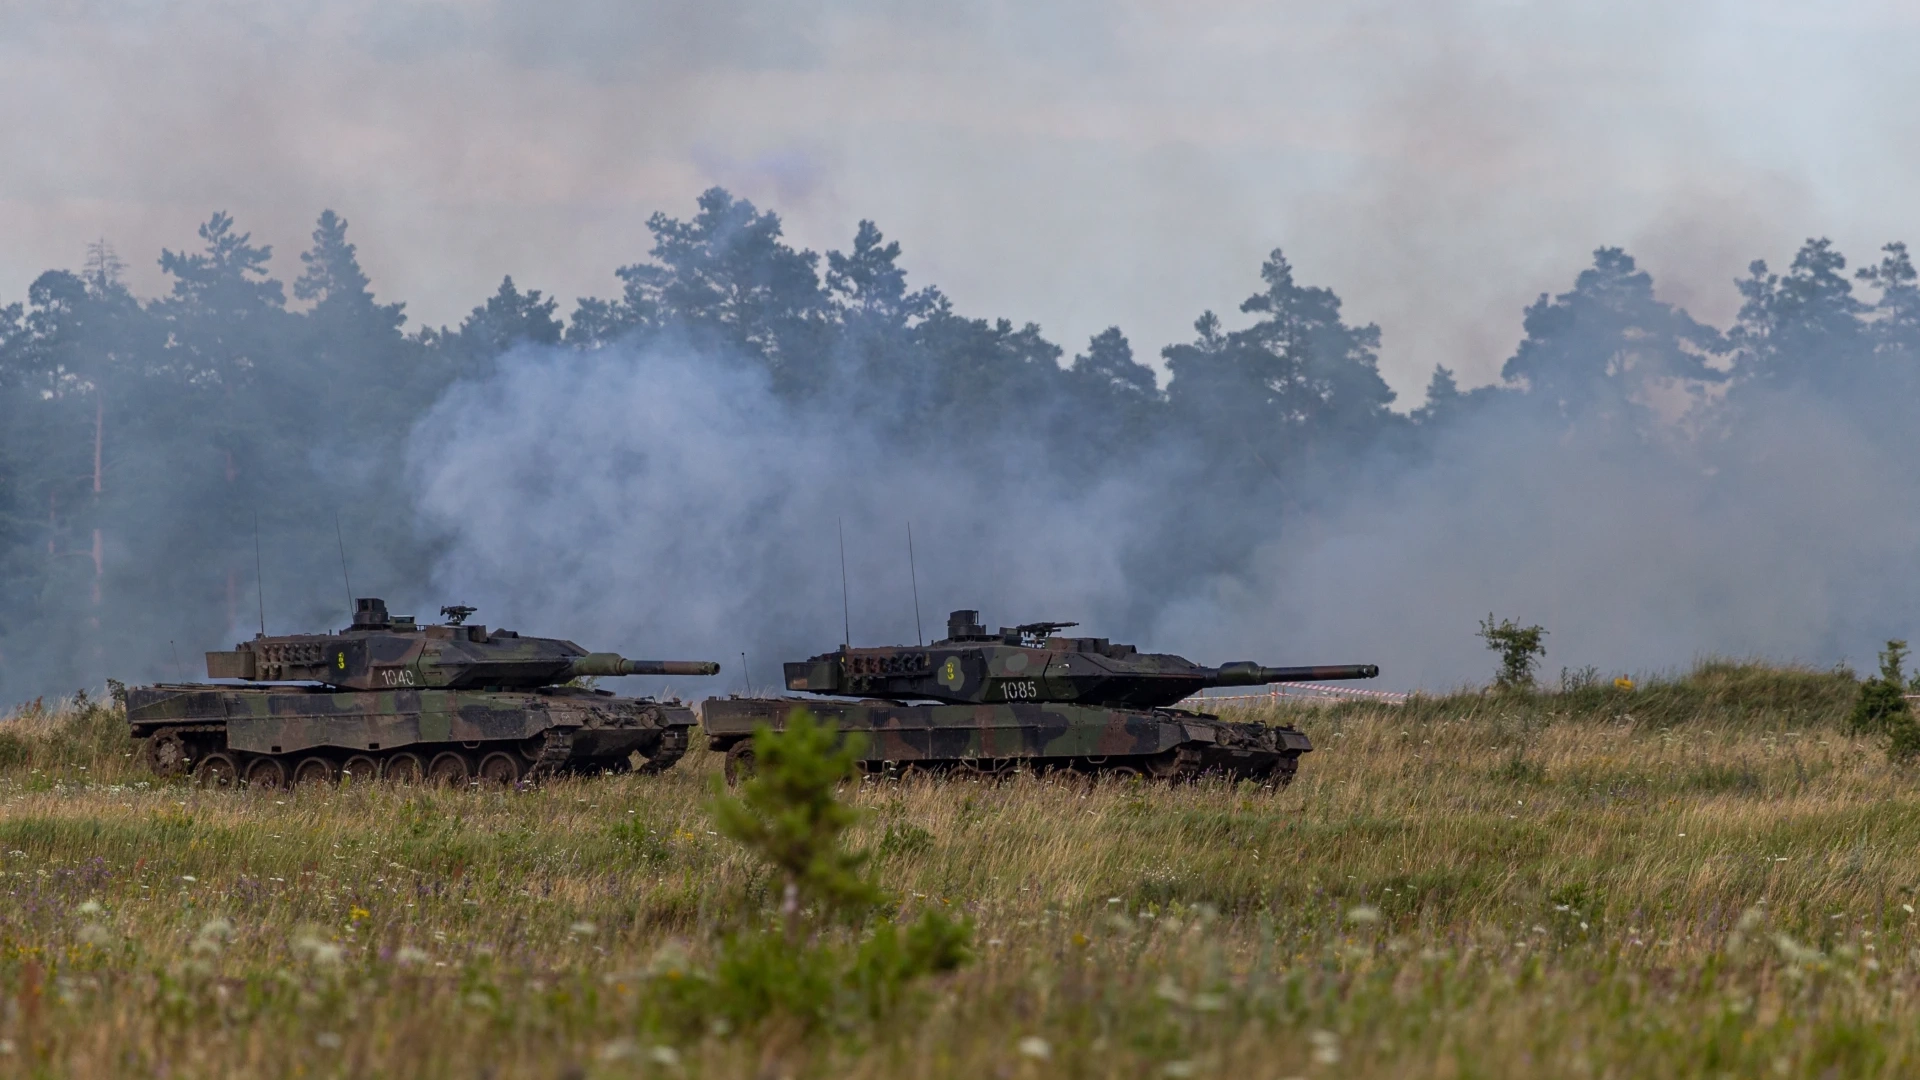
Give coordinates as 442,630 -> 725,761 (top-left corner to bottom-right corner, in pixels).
7,3 -> 1920,396
6,5 -> 1920,703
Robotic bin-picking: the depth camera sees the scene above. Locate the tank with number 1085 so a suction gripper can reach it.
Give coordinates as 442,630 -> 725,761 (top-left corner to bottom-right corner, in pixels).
703,609 -> 1377,784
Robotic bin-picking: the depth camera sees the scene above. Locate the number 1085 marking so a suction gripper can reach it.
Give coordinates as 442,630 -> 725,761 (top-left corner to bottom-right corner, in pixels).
1001,680 -> 1038,700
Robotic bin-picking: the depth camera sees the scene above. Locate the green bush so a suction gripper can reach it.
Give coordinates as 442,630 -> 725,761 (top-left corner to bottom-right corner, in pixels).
1479,614 -> 1548,691
1845,641 -> 1920,763
684,710 -> 971,1033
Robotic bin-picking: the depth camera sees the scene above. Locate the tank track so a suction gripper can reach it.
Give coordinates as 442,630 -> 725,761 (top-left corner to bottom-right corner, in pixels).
141,724 -> 224,778
636,726 -> 689,774
522,727 -> 577,784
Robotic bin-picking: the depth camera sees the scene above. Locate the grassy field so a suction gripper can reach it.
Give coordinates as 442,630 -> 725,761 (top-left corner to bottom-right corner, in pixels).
0,662 -> 1916,1077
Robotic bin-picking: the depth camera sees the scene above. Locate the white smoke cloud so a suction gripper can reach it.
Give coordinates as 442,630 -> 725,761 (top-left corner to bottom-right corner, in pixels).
406,343 -> 1169,691
409,338 -> 1920,695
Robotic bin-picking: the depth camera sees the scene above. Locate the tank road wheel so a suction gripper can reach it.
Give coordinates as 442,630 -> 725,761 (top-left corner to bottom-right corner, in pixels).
383,752 -> 425,784
1145,747 -> 1204,784
427,752 -> 471,787
723,742 -> 756,787
476,752 -> 524,787
889,762 -> 937,785
1268,754 -> 1301,788
341,755 -> 382,785
243,757 -> 288,790
1103,764 -> 1145,783
143,730 -> 194,778
194,753 -> 239,790
636,728 -> 690,775
292,757 -> 339,787
953,758 -> 1002,782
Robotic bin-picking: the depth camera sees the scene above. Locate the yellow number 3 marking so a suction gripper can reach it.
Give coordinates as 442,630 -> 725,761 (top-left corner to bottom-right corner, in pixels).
337,652 -> 347,669
943,658 -> 959,682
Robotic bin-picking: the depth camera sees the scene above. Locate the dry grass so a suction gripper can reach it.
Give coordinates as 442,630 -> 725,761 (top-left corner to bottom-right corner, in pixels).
0,663 -> 1915,1078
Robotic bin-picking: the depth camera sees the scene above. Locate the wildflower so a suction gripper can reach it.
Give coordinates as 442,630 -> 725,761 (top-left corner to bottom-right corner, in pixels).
349,906 -> 370,922
647,1046 -> 681,1067
395,946 -> 429,966
191,918 -> 234,955
1017,1036 -> 1052,1061
1155,976 -> 1188,1006
569,921 -> 597,936
76,900 -> 103,915
293,930 -> 345,966
1310,1030 -> 1341,1065
1346,905 -> 1382,925
1772,933 -> 1824,968
1163,1063 -> 1196,1078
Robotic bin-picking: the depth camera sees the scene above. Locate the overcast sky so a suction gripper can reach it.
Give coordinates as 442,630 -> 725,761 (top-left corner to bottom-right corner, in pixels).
5,0 -> 1918,399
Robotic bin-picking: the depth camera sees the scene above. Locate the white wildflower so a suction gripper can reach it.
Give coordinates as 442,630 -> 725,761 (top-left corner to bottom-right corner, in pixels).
1310,1029 -> 1340,1065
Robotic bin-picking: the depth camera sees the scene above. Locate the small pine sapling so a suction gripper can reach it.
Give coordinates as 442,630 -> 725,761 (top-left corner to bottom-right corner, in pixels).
711,710 -> 887,930
1479,614 -> 1548,691
1850,640 -> 1920,762
696,710 -> 972,1031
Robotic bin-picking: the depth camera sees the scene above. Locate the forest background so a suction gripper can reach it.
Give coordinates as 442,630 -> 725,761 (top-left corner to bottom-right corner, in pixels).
3,192 -> 1919,704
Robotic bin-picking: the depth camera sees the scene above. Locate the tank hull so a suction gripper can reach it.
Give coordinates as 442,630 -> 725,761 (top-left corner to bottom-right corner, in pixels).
127,683 -> 694,786
701,696 -> 1310,784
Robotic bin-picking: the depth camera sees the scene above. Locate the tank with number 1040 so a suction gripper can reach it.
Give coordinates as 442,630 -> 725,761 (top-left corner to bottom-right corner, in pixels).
702,609 -> 1377,785
126,597 -> 719,789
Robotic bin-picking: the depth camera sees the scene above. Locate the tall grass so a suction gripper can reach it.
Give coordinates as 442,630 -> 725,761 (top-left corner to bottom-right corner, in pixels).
0,662 -> 1911,1077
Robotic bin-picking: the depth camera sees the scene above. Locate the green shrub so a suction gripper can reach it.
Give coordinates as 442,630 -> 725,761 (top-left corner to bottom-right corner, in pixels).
1846,641 -> 1920,764
687,710 -> 972,1033
710,711 -> 887,922
1479,614 -> 1548,691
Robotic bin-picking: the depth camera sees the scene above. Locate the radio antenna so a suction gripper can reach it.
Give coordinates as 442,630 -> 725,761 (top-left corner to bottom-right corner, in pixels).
837,518 -> 852,647
907,521 -> 924,646
333,511 -> 355,618
252,510 -> 267,638
741,651 -> 752,696
170,639 -> 186,682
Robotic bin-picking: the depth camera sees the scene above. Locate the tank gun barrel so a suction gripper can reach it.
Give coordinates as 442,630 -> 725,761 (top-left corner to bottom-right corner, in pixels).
563,654 -> 721,678
1211,662 -> 1378,686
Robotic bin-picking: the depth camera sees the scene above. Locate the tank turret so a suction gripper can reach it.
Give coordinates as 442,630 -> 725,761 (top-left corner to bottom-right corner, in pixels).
780,608 -> 1375,709
203,597 -> 719,691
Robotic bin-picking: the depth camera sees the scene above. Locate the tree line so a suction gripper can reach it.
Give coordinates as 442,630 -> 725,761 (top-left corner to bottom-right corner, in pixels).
2,186 -> 1916,701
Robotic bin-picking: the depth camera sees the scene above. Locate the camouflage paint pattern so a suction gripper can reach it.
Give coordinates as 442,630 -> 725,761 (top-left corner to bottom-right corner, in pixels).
126,598 -> 716,786
704,609 -> 1364,784
128,683 -> 690,757
702,696 -> 1311,783
782,611 -> 1373,710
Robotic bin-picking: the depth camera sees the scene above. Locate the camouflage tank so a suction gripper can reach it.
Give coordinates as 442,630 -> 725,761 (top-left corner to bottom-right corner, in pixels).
127,598 -> 720,788
702,609 -> 1377,785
